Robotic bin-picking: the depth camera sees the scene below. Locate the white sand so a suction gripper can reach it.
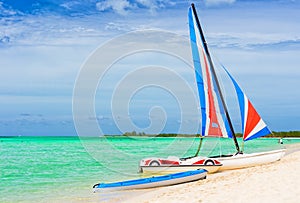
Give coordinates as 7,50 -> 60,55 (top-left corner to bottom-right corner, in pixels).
117,146 -> 300,203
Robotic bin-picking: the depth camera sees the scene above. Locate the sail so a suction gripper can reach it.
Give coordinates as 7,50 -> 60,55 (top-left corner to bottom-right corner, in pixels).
222,65 -> 272,141
188,7 -> 232,138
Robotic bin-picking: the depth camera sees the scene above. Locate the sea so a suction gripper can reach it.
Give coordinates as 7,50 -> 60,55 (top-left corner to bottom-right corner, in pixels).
1,136 -> 297,202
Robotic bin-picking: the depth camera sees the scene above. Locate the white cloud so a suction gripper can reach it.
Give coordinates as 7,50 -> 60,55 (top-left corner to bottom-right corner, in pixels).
0,1 -> 18,16
0,35 -> 9,44
60,1 -> 81,10
104,22 -> 135,32
136,0 -> 172,13
96,0 -> 175,15
205,0 -> 236,6
0,14 -> 109,46
207,32 -> 300,50
96,0 -> 132,15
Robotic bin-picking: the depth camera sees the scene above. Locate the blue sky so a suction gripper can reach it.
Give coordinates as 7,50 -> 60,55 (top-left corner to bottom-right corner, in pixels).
0,0 -> 299,136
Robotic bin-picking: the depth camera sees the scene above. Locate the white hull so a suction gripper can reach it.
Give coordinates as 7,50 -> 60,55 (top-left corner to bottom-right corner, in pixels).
217,149 -> 286,171
140,165 -> 220,174
139,156 -> 222,174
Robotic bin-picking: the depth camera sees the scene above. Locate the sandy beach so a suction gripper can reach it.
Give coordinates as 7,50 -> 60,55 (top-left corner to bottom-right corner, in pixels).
98,144 -> 300,203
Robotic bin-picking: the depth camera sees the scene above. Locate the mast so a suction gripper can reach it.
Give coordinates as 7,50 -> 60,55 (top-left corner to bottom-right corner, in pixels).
191,3 -> 241,153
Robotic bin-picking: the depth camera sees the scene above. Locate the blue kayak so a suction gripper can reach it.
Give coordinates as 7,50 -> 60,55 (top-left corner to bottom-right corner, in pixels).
93,168 -> 207,192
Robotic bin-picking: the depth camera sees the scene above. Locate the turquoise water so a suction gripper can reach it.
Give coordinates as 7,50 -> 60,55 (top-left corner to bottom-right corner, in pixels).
0,136 -> 291,202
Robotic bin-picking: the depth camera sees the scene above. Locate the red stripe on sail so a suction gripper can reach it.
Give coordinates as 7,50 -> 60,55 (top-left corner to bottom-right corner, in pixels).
202,50 -> 222,137
244,100 -> 260,139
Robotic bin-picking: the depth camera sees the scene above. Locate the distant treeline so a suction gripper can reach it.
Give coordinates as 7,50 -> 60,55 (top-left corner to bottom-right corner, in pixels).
269,131 -> 300,137
122,131 -> 300,138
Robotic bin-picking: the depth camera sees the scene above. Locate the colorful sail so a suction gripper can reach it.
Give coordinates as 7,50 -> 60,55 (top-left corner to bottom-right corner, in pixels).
222,65 -> 272,141
188,7 -> 232,138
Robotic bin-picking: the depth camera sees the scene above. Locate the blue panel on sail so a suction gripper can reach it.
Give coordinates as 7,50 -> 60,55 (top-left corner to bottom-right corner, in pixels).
222,65 -> 245,130
188,8 -> 207,136
244,126 -> 271,141
221,65 -> 246,132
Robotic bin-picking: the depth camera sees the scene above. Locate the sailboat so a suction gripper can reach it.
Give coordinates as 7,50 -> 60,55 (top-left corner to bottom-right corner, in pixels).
139,3 -> 285,173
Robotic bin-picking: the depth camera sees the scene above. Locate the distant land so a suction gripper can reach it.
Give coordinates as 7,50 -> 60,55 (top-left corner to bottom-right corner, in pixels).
1,131 -> 299,138
122,131 -> 300,138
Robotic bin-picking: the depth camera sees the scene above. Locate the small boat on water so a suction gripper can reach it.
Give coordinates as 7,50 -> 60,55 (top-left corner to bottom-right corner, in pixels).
93,169 -> 207,192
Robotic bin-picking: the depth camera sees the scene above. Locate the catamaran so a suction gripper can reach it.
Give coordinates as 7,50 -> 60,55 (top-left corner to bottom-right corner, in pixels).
139,3 -> 285,173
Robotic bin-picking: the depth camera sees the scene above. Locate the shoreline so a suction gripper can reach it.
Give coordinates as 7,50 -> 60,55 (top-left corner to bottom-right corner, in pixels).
97,144 -> 300,203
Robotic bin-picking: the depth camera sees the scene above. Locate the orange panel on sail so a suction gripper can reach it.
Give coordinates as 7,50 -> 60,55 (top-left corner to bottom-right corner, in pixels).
202,50 -> 223,137
244,100 -> 260,138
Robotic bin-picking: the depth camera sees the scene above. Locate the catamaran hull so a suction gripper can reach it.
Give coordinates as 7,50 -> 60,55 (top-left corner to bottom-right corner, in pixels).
140,165 -> 220,174
217,149 -> 286,171
93,169 -> 207,192
139,156 -> 222,174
